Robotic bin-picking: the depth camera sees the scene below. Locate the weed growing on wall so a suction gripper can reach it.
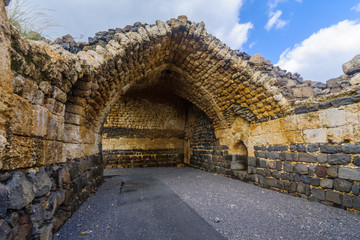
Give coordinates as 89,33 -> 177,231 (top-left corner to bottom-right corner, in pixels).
5,0 -> 57,40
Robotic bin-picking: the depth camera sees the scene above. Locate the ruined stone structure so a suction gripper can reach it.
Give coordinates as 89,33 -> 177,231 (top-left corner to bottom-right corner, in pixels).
1,0 -> 360,238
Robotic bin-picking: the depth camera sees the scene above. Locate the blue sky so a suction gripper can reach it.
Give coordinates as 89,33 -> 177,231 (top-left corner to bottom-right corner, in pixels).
7,0 -> 360,82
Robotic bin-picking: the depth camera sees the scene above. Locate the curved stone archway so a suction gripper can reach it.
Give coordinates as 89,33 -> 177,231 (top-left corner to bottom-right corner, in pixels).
3,4 -> 360,238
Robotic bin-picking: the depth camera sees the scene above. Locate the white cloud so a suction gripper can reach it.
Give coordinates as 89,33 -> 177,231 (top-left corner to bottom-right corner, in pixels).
277,20 -> 360,82
265,10 -> 288,31
29,0 -> 252,50
351,2 -> 360,12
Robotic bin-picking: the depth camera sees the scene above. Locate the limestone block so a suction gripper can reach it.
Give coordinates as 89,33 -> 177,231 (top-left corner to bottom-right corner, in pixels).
2,135 -> 35,170
343,54 -> 360,75
301,87 -> 314,98
327,125 -> 354,143
303,128 -> 327,143
10,97 -> 34,136
31,105 -> 48,137
319,108 -> 346,128
350,73 -> 360,86
279,115 -> 298,132
296,112 -> 320,130
249,54 -> 264,67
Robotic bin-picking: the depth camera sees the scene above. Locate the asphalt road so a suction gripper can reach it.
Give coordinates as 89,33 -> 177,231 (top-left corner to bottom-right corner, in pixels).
54,167 -> 360,240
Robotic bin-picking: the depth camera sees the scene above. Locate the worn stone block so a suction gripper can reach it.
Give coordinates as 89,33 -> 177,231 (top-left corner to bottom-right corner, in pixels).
343,144 -> 360,154
343,195 -> 354,208
6,171 -> 35,210
294,164 -> 308,175
299,153 -> 317,163
320,179 -> 333,189
300,175 -> 311,184
326,190 -> 343,204
338,168 -> 360,181
0,184 -> 7,216
315,166 -> 327,178
312,189 -> 325,201
297,182 -> 306,194
317,154 -> 328,163
353,156 -> 360,166
327,166 -> 338,178
307,144 -> 319,152
352,183 -> 360,195
333,178 -> 352,192
310,178 -> 320,186
264,178 -> 278,188
285,153 -> 298,161
328,154 -> 351,165
284,162 -> 294,173
248,157 -> 256,167
353,197 -> 360,211
320,145 -> 342,154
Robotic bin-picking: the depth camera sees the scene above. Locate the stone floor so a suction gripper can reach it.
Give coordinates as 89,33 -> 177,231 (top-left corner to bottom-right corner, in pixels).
54,167 -> 360,240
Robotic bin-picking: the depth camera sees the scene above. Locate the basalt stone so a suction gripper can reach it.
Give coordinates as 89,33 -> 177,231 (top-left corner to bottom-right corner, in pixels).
315,166 -> 327,178
290,145 -> 297,152
310,178 -> 320,186
0,173 -> 11,182
309,165 -> 316,177
285,153 -> 298,161
338,167 -> 360,181
268,152 -> 280,160
308,104 -> 320,112
319,101 -> 332,109
328,154 -> 351,165
295,106 -> 309,114
334,178 -> 352,192
320,145 -> 342,154
248,157 -> 256,167
317,154 -> 328,163
307,144 -> 319,153
330,97 -> 353,108
326,190 -> 343,204
6,171 -> 35,210
259,160 -> 267,168
0,184 -> 7,216
15,214 -> 33,240
327,166 -> 338,178
343,195 -> 354,208
351,94 -> 360,103
353,183 -> 360,195
312,189 -> 325,201
27,169 -> 52,197
296,144 -> 307,152
276,161 -> 282,171
299,153 -> 317,163
320,179 -> 333,189
294,164 -> 308,175
354,197 -> 360,211
297,182 -> 306,194
0,220 -> 13,240
254,145 -> 266,151
342,144 -> 360,154
354,156 -> 360,166
264,178 -> 278,188
272,171 -> 281,179
284,162 -> 294,173
300,175 -> 311,184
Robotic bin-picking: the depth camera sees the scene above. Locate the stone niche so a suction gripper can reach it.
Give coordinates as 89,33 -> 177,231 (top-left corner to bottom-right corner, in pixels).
102,89 -> 191,168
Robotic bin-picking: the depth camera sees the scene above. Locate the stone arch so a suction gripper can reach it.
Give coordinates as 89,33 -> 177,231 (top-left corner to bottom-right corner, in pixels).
59,16 -> 289,162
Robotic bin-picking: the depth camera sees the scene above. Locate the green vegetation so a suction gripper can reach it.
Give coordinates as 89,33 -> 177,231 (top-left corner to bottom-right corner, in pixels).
5,0 -> 56,40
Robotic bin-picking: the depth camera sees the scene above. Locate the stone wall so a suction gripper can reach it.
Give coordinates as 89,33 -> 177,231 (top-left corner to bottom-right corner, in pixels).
186,106 -> 248,180
102,94 -> 187,168
0,155 -> 103,239
238,95 -> 360,211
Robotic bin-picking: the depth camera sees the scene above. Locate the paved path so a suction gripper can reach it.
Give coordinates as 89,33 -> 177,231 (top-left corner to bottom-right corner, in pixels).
54,167 -> 360,240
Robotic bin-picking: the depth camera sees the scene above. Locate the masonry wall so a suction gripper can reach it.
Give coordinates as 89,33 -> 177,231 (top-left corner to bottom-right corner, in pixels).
186,106 -> 248,180
243,96 -> 360,211
102,95 -> 187,168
